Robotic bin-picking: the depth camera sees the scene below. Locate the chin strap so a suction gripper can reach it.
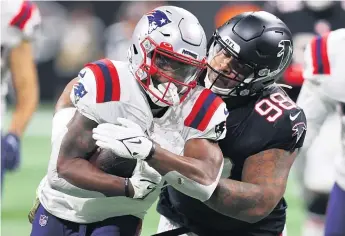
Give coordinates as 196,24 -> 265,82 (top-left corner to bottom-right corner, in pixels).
274,83 -> 293,89
204,73 -> 232,96
148,82 -> 180,107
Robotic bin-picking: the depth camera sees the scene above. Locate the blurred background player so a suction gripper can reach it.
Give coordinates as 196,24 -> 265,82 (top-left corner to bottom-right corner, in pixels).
269,0 -> 345,101
155,11 -> 306,236
1,0 -> 41,188
315,28 -> 345,236
295,29 -> 344,236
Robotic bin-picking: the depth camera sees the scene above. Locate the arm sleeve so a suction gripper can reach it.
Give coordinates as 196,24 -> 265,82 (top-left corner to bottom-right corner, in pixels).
297,30 -> 341,156
297,80 -> 336,156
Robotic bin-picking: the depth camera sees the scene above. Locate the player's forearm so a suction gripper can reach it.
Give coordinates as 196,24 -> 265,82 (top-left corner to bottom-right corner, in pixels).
9,84 -> 38,136
205,178 -> 280,223
147,145 -> 212,185
57,157 -> 132,197
9,41 -> 39,136
56,110 -> 135,197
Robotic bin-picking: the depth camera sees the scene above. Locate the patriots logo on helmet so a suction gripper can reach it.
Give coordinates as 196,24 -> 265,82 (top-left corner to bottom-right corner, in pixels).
73,82 -> 88,104
146,10 -> 172,34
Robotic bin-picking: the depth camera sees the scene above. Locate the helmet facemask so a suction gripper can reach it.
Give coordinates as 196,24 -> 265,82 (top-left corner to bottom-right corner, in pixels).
205,34 -> 258,97
205,31 -> 293,97
134,37 -> 206,107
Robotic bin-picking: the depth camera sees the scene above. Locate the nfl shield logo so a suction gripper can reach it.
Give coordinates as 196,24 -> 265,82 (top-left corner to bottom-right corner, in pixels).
39,214 -> 48,227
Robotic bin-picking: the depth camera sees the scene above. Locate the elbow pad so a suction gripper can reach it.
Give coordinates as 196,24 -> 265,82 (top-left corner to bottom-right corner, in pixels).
163,159 -> 224,202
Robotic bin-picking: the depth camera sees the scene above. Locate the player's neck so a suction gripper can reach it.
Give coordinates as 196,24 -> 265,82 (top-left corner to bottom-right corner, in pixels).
146,93 -> 169,118
223,95 -> 257,110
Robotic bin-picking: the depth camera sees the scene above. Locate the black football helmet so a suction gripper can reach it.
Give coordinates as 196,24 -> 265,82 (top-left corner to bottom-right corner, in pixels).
205,11 -> 293,97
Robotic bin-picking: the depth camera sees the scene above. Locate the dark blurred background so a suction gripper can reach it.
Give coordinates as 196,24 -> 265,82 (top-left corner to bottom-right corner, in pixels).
27,0 -> 345,104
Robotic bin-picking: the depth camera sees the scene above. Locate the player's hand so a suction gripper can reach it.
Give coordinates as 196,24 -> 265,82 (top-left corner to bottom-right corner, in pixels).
92,118 -> 155,160
129,160 -> 162,199
1,133 -> 21,171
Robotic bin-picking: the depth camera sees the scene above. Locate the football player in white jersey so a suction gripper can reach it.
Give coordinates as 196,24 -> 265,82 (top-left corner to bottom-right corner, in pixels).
296,29 -> 344,236
30,6 -> 228,236
313,29 -> 345,236
1,0 -> 41,189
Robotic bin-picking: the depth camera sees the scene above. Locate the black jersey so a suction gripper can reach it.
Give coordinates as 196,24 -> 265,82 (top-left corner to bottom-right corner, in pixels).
157,85 -> 307,235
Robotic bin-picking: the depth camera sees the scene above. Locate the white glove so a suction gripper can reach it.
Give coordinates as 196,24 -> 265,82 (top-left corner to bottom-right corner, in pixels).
129,160 -> 162,199
92,118 -> 155,160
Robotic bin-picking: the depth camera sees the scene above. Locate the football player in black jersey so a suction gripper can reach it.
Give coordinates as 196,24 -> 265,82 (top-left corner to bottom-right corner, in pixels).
156,11 -> 307,236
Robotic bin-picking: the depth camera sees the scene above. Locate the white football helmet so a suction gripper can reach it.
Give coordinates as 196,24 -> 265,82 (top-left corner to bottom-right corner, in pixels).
128,6 -> 207,107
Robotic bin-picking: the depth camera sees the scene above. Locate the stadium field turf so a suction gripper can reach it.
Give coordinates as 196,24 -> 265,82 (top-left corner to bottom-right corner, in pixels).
1,107 -> 305,236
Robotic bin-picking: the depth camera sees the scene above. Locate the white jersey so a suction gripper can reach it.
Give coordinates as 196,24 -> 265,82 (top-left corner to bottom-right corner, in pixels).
1,0 -> 41,113
299,28 -> 345,191
37,59 -> 228,223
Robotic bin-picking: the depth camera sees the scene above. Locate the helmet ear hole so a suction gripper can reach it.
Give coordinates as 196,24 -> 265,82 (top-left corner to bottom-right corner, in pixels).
147,51 -> 154,59
133,44 -> 138,55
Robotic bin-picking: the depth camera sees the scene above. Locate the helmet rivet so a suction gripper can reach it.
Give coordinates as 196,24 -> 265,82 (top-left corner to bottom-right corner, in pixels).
143,40 -> 152,51
240,90 -> 249,96
258,69 -> 269,77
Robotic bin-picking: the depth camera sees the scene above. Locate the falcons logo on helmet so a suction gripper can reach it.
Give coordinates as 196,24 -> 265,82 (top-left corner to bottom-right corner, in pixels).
271,40 -> 293,77
277,40 -> 293,70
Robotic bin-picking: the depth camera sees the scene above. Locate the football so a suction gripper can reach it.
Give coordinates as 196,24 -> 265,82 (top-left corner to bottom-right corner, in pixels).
89,148 -> 137,178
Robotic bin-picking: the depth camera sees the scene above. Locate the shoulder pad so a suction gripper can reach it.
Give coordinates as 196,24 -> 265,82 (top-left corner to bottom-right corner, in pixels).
70,58 -> 121,122
254,88 -> 307,151
274,100 -> 307,150
319,29 -> 345,102
303,29 -> 345,81
4,0 -> 41,46
184,89 -> 224,131
290,108 -> 307,149
76,58 -> 121,104
183,89 -> 228,141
